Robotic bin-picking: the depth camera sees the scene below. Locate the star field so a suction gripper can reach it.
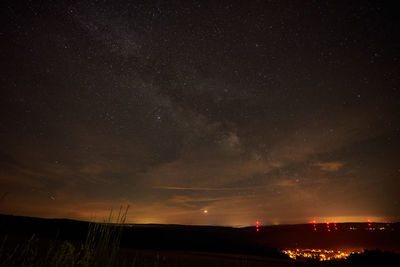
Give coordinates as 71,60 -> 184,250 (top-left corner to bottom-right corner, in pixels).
1,1 -> 399,225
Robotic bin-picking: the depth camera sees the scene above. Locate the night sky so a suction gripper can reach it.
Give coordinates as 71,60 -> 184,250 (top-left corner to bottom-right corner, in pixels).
1,1 -> 399,226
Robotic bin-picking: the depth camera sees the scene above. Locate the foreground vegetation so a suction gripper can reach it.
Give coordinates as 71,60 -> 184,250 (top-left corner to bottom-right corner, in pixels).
0,207 -> 131,267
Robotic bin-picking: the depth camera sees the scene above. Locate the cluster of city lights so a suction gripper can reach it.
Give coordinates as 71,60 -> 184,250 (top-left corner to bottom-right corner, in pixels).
282,249 -> 360,261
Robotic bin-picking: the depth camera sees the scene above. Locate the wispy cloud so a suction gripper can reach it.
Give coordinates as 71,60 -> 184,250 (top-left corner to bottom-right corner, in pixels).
154,186 -> 258,191
314,161 -> 344,172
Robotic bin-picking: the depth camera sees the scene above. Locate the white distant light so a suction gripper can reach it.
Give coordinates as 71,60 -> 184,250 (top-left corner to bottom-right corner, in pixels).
203,209 -> 208,214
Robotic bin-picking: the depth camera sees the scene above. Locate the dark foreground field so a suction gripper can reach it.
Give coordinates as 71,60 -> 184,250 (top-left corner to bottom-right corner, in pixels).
1,214 -> 399,266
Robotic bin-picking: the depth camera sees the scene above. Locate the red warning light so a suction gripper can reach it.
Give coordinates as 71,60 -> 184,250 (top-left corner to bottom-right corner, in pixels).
256,220 -> 260,232
312,220 -> 317,231
367,219 -> 372,231
326,222 -> 331,232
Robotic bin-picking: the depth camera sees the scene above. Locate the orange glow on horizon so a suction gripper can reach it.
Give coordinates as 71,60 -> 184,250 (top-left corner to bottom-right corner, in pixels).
308,216 -> 388,224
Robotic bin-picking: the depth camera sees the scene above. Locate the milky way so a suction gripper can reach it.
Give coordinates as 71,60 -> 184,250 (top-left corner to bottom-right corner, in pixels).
1,1 -> 399,225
